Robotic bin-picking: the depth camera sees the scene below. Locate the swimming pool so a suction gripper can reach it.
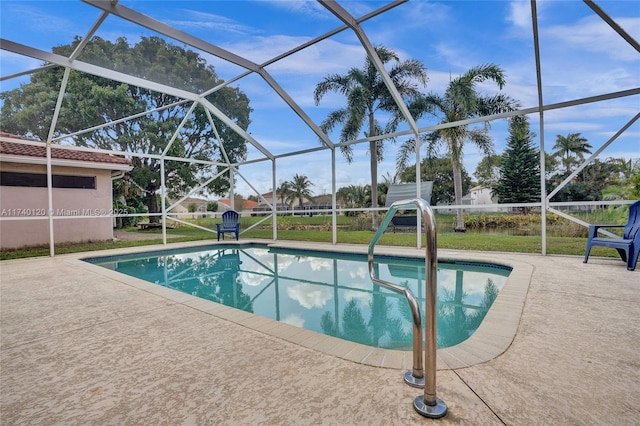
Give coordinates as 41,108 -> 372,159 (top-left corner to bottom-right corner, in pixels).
85,243 -> 511,350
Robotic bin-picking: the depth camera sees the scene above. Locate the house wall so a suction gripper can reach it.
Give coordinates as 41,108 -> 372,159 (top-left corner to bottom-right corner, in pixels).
468,187 -> 499,212
0,162 -> 115,249
167,199 -> 210,219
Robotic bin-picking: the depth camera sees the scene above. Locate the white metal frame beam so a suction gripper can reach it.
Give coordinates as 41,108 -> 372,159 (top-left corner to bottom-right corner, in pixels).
82,0 -> 335,150
531,0 -> 548,255
1,39 -> 198,100
0,39 -> 272,160
537,0 -> 640,245
318,0 -> 421,137
584,0 -> 640,53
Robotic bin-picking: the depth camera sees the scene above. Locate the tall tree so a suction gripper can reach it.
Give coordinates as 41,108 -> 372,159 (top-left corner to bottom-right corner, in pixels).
493,115 -> 540,212
336,185 -> 370,209
276,181 -> 292,211
400,156 -> 471,206
396,64 -> 515,231
549,159 -> 627,202
314,46 -> 428,229
0,36 -> 251,222
474,154 -> 502,189
288,174 -> 314,210
552,133 -> 592,173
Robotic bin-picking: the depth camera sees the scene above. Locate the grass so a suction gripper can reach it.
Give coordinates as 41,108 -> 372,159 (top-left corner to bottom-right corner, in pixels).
240,228 -> 603,256
0,212 -> 622,261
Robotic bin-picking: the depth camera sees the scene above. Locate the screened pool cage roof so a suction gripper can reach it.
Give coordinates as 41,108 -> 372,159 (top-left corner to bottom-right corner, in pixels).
1,0 -> 639,251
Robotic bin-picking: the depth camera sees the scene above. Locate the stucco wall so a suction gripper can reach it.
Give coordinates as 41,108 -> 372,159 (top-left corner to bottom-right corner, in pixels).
468,186 -> 499,213
0,162 -> 115,249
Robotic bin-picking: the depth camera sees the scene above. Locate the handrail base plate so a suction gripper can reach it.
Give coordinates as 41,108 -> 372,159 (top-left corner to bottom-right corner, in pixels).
413,396 -> 447,419
404,371 -> 425,388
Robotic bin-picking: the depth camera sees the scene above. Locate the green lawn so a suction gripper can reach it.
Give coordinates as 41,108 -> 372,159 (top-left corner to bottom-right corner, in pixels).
0,213 -> 617,261
240,228 -> 601,256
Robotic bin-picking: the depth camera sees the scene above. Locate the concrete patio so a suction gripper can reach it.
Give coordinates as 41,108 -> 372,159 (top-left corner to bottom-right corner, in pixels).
1,240 -> 638,425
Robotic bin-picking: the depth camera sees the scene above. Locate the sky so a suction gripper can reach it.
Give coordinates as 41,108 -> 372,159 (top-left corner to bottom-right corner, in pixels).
1,0 -> 639,198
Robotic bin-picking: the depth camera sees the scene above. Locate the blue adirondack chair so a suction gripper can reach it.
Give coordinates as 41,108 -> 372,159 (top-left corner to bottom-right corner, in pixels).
216,210 -> 240,241
583,200 -> 640,271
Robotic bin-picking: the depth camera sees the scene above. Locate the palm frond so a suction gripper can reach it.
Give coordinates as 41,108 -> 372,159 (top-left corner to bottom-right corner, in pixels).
423,131 -> 442,158
366,46 -> 399,70
388,58 -> 428,86
339,144 -> 354,163
418,93 -> 447,118
319,108 -> 348,136
395,132 -> 442,173
313,74 -> 352,105
396,138 -> 417,172
476,93 -> 517,116
467,129 -> 495,156
462,63 -> 507,89
446,77 -> 478,116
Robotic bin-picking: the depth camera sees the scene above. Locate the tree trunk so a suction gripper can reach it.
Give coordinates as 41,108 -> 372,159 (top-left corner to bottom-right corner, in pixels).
452,162 -> 466,232
369,112 -> 379,230
370,139 -> 379,230
146,190 -> 159,223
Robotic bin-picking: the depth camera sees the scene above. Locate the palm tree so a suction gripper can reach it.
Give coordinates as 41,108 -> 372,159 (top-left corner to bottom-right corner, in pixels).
381,171 -> 399,186
336,184 -> 369,209
276,181 -> 292,212
314,46 -> 428,229
396,64 -> 515,231
552,133 -> 592,172
288,174 -> 314,210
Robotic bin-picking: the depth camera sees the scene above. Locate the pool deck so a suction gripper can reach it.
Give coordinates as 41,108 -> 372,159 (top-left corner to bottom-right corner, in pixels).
1,239 -> 638,425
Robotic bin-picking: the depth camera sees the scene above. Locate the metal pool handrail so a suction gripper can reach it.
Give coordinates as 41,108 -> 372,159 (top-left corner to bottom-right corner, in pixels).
367,198 -> 447,419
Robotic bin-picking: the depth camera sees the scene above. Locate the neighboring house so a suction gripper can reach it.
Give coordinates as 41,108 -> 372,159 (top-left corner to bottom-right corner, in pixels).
251,192 -> 340,216
252,191 -> 292,215
465,186 -> 499,212
299,194 -> 341,215
0,133 -> 131,249
252,203 -> 290,216
169,196 -> 210,218
217,198 -> 233,212
217,198 -> 258,214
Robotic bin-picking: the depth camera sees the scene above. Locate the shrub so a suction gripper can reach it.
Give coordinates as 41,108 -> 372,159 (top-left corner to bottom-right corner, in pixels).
464,213 -> 539,229
348,213 -> 374,231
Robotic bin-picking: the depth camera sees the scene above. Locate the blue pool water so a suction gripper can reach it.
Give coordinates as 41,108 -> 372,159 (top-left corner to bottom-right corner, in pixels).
85,244 -> 511,350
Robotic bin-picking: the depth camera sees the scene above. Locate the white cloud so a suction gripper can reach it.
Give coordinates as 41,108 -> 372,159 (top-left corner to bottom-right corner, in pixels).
544,121 -> 603,133
507,1 -> 532,29
286,283 -> 333,309
4,3 -> 74,35
342,280 -> 372,305
228,36 -> 366,76
264,0 -> 333,20
238,271 -> 271,288
547,16 -> 640,62
282,313 -> 305,328
169,10 -> 258,36
0,52 -> 43,87
347,265 -> 368,280
297,256 -> 333,271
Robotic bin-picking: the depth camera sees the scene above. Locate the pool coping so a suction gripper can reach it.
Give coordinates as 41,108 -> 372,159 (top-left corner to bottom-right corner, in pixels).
71,238 -> 534,371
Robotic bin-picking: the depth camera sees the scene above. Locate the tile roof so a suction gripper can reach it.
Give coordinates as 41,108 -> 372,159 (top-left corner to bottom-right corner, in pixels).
0,132 -> 130,165
244,200 -> 259,209
217,198 -> 259,210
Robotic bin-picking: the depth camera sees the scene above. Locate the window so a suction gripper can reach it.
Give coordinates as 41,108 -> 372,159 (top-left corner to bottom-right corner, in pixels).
0,172 -> 96,189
